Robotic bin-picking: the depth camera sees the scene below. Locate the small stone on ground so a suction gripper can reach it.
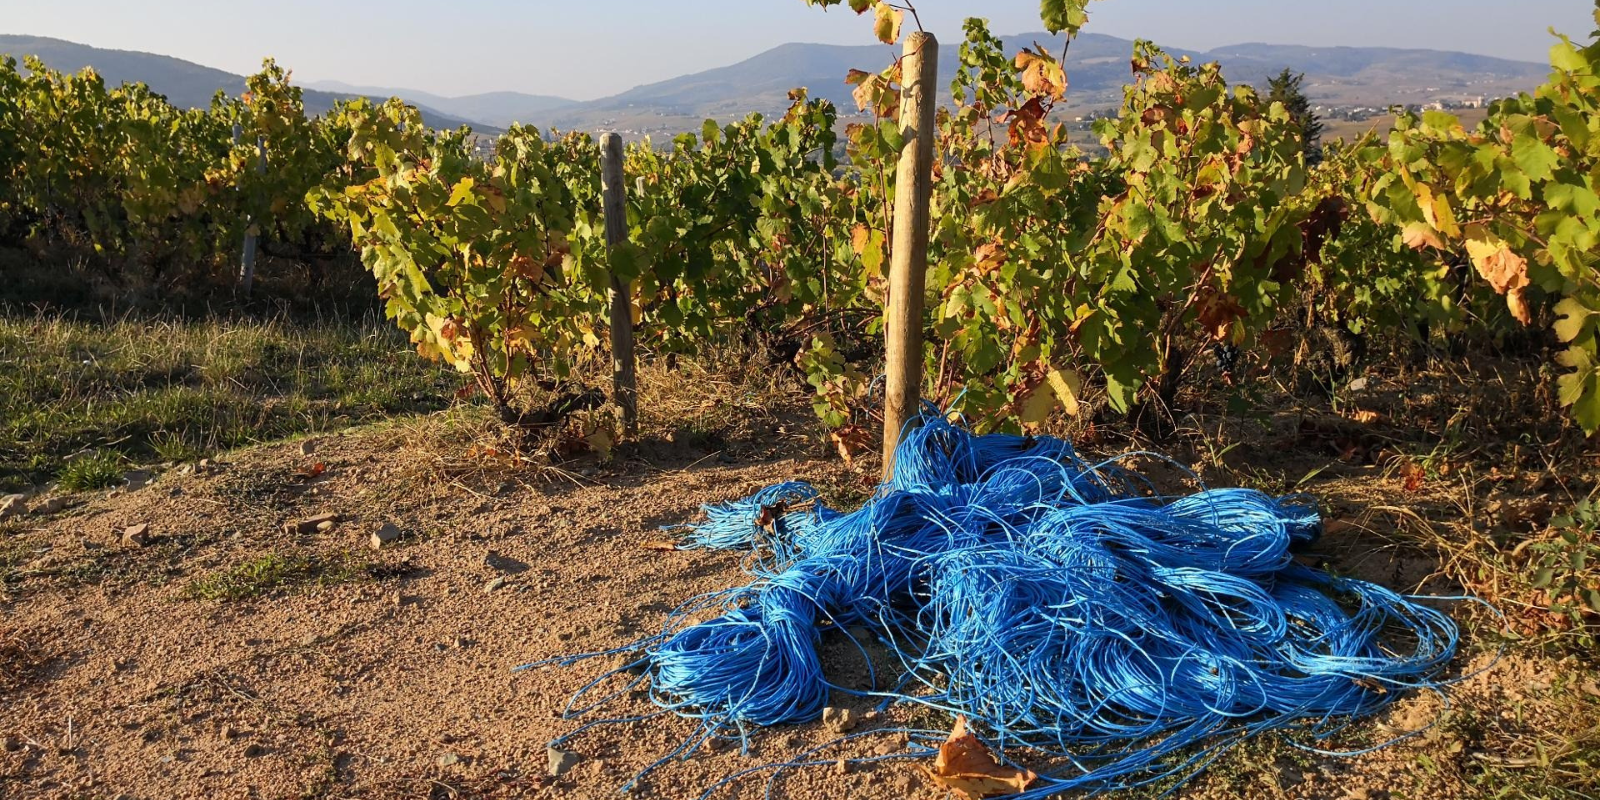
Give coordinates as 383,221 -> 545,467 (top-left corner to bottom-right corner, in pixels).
122,523 -> 150,546
370,522 -> 402,549
548,746 -> 581,777
821,706 -> 858,733
0,494 -> 27,520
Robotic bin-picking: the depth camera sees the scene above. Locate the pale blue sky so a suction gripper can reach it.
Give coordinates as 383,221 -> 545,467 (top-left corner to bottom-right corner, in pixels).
2,0 -> 1591,100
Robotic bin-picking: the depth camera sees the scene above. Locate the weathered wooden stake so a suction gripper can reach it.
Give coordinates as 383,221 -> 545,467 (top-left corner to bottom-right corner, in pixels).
600,133 -> 639,437
882,31 -> 939,479
235,126 -> 266,298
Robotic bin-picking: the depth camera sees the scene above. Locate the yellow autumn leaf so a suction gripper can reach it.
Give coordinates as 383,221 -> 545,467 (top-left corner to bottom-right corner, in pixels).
873,2 -> 902,44
1047,368 -> 1083,418
1401,222 -> 1444,251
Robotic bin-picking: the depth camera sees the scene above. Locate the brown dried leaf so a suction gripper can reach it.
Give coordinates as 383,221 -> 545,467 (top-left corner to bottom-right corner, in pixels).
997,97 -> 1050,150
918,717 -> 1037,800
1465,230 -> 1530,296
1014,49 -> 1067,101
830,425 -> 874,467
639,541 -> 681,552
973,241 -> 1006,274
1400,460 -> 1426,493
755,503 -> 787,531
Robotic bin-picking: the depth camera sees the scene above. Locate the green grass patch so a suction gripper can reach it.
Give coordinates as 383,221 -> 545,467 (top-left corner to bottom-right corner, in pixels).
56,451 -> 126,491
182,551 -> 371,602
0,310 -> 459,492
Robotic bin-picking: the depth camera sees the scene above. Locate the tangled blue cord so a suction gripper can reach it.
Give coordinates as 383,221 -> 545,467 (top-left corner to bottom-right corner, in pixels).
522,410 -> 1470,796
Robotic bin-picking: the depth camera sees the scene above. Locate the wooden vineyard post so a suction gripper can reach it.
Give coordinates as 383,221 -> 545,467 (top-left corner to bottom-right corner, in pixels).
882,31 -> 939,480
600,133 -> 639,437
234,124 -> 266,298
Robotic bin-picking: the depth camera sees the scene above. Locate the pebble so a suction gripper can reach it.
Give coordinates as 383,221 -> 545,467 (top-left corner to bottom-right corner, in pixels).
286,513 -> 340,535
548,746 -> 581,777
300,440 -> 317,456
34,496 -> 69,515
0,494 -> 29,520
122,523 -> 151,547
821,706 -> 858,734
438,752 -> 461,767
484,577 -> 506,594
242,743 -> 265,757
1,734 -> 21,752
834,758 -> 848,775
369,522 -> 403,550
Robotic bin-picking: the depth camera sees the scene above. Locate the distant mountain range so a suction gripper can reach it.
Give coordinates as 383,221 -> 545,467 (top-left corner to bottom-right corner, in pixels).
304,80 -> 577,129
0,35 -> 487,131
1,32 -> 1550,137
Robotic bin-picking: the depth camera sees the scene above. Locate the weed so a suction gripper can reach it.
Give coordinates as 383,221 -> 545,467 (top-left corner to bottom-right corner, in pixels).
1519,501 -> 1600,648
182,551 -> 370,602
148,431 -> 200,463
57,451 -> 125,491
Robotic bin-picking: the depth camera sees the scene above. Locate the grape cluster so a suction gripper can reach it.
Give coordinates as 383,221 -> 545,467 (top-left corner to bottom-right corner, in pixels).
1211,342 -> 1242,378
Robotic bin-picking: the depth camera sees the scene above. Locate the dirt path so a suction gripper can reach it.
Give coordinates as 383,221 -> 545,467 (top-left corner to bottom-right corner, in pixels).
0,424 -> 1590,799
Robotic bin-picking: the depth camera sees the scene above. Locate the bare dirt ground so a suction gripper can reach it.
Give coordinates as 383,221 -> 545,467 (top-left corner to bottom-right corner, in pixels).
2,412 -> 1597,799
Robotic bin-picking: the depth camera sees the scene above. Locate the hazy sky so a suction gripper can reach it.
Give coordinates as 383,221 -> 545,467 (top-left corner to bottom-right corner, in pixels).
3,0 -> 1592,100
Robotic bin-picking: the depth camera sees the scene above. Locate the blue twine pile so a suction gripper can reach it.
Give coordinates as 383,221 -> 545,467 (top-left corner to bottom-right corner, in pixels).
525,411 -> 1467,797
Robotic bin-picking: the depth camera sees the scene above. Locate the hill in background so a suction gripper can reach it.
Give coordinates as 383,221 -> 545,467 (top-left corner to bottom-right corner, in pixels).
1,32 -> 1549,139
0,35 -> 489,132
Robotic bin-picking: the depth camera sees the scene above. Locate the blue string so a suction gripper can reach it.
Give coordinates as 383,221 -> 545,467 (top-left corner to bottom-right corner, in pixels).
522,409 -> 1474,796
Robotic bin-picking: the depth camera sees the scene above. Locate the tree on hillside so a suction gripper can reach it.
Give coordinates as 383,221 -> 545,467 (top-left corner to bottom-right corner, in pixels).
1269,68 -> 1324,164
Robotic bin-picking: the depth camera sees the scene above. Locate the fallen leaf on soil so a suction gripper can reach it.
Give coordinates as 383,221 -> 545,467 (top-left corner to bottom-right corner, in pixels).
1400,461 -> 1426,493
296,462 -> 326,480
917,717 -> 1037,800
756,503 -> 785,530
1348,410 -> 1380,424
1321,518 -> 1359,535
639,541 -> 681,552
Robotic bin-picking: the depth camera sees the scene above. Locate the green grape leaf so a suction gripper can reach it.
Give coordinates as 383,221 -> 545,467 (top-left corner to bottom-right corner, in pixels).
1040,0 -> 1092,36
1555,297 -> 1596,343
1510,124 -> 1561,183
1557,344 -> 1600,433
